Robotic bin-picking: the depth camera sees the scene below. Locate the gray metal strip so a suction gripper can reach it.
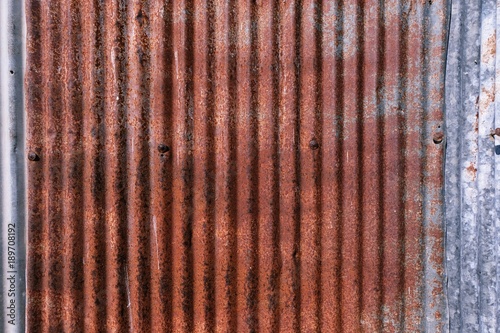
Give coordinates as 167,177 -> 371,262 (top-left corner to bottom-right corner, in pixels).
445,0 -> 500,332
0,1 -> 25,332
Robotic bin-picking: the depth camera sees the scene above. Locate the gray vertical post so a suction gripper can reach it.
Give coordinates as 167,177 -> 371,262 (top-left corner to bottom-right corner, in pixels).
0,1 -> 25,332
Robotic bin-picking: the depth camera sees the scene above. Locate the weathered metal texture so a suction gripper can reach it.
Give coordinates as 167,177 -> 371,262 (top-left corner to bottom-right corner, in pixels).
445,0 -> 500,332
0,1 -> 26,332
26,0 -> 449,332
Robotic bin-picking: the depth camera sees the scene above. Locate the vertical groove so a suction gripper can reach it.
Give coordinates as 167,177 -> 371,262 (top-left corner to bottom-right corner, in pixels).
293,0 -> 302,330
376,0 -> 386,330
314,2 -> 323,331
272,2 -> 281,330
335,0 -> 345,330
81,0 -> 107,331
206,0 -> 217,329
356,0 -> 365,329
45,2 -> 64,330
26,0 -> 44,331
228,0 -> 239,328
192,0 -> 214,331
397,1 -> 410,331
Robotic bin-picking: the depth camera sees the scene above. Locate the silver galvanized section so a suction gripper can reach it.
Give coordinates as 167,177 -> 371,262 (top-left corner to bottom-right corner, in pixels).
445,0 -> 500,332
0,1 -> 25,332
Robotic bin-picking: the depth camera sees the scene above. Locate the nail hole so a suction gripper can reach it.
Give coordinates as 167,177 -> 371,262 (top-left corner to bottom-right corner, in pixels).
9,70 -> 13,75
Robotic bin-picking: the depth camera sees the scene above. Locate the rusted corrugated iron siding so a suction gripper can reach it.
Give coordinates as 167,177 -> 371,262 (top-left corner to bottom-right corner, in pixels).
445,0 -> 500,331
26,0 -> 449,332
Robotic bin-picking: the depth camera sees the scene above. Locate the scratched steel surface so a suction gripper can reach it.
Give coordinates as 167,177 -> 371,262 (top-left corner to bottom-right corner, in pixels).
0,1 -> 26,332
26,0 -> 448,332
445,0 -> 500,332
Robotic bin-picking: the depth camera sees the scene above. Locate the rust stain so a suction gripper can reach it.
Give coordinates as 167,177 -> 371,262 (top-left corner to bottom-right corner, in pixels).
25,0 -> 448,332
466,162 -> 478,181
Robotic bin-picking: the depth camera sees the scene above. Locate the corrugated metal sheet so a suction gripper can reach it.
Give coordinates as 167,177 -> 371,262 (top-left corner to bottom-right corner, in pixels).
445,0 -> 500,331
26,0 -> 449,332
0,1 -> 26,332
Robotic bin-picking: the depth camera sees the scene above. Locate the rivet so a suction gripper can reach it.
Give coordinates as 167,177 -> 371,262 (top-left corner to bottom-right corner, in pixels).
28,152 -> 39,161
433,132 -> 444,144
157,144 -> 170,154
309,139 -> 319,150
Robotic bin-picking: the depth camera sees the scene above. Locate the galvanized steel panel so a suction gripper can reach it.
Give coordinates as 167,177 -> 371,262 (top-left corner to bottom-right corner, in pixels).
445,0 -> 500,331
0,1 -> 26,332
26,0 -> 448,331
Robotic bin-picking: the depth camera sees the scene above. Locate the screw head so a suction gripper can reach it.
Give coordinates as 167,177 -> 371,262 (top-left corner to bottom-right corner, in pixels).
309,139 -> 319,150
28,152 -> 39,161
157,144 -> 170,154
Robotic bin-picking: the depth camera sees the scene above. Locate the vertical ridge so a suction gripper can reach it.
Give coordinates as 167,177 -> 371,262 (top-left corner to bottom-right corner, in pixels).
359,0 -> 382,331
340,0 -> 362,331
213,0 -> 237,331
61,0 -> 85,330
381,0 -> 403,330
278,0 -> 299,331
422,0 -> 447,331
320,0 -> 341,331
402,0 -> 425,331
104,0 -> 130,331
171,0 -> 194,330
298,0 -> 321,330
235,0 -> 258,330
256,0 -> 279,331
126,0 -> 152,331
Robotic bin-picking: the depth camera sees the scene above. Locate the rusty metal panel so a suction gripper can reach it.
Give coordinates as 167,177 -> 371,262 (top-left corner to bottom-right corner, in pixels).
445,0 -> 500,331
0,0 -> 26,332
26,0 -> 449,332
